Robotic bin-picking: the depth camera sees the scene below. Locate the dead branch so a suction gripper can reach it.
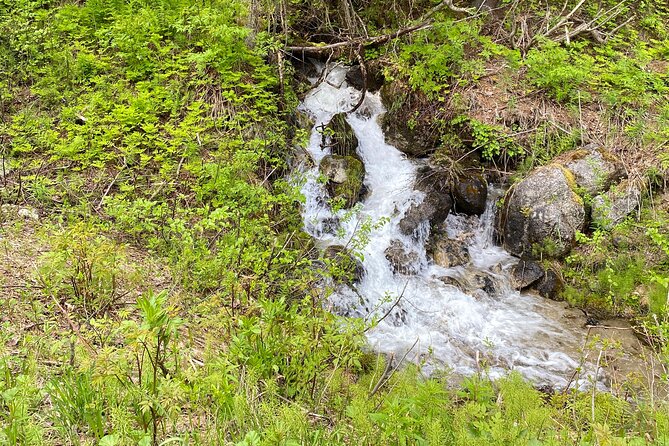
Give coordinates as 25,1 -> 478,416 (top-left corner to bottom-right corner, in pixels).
424,0 -> 475,18
348,44 -> 367,114
507,0 -> 632,51
284,22 -> 433,56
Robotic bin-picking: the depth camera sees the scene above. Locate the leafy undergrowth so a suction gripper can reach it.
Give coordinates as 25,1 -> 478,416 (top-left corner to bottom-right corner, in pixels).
0,0 -> 669,445
1,216 -> 668,445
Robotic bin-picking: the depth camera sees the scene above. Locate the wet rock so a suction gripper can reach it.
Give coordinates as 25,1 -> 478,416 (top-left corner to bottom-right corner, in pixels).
500,164 -> 585,259
428,234 -> 470,268
399,166 -> 453,236
319,155 -> 366,208
452,172 -> 488,216
380,83 -> 437,158
399,194 -> 452,236
438,276 -> 461,288
346,64 -> 385,93
438,271 -> 497,296
385,240 -> 420,275
323,245 -> 365,284
591,179 -> 641,230
323,113 -> 358,157
321,217 -> 340,235
559,144 -> 625,196
471,272 -> 498,296
534,268 -> 564,300
510,260 -> 545,290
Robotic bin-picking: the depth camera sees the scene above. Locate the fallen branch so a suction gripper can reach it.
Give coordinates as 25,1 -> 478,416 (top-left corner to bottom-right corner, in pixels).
369,337 -> 419,397
348,44 -> 367,114
425,0 -> 476,18
284,22 -> 432,56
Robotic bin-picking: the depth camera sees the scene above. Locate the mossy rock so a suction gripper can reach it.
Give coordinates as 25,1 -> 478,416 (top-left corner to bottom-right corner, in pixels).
319,155 -> 366,208
557,144 -> 625,197
323,245 -> 364,284
500,164 -> 585,259
323,113 -> 359,157
379,82 -> 438,158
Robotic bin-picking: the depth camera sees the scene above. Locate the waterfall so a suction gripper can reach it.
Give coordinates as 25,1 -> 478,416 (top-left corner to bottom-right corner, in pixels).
297,65 -> 602,389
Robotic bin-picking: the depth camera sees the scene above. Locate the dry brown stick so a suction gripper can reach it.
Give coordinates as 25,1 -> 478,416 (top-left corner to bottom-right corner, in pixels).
284,22 -> 432,55
365,280 -> 409,331
96,159 -> 127,211
369,338 -> 420,398
348,45 -> 368,114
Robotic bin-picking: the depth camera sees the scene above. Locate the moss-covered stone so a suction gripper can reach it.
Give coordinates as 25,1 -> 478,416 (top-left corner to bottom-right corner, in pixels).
379,81 -> 438,158
557,144 -> 625,196
499,164 -> 585,259
323,113 -> 359,157
319,155 -> 366,208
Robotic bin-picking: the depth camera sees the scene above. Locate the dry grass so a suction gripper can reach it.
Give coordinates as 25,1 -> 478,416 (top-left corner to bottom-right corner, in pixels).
455,60 -> 665,181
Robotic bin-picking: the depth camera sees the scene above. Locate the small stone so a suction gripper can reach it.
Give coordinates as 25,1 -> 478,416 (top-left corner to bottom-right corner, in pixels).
18,207 -> 39,220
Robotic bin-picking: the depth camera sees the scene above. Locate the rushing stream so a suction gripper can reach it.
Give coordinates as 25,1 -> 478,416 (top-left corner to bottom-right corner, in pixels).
297,65 -> 621,389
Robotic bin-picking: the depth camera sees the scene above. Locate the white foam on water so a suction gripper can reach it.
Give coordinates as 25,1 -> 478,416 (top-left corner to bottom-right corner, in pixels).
297,65 -> 601,389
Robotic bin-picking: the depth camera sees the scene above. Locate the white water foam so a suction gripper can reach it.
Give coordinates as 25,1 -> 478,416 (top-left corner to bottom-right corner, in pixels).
297,65 -> 601,389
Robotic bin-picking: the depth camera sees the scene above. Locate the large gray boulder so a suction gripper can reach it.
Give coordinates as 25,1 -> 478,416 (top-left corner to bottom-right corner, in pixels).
591,179 -> 641,229
319,155 -> 366,208
559,144 -> 625,196
500,165 -> 585,259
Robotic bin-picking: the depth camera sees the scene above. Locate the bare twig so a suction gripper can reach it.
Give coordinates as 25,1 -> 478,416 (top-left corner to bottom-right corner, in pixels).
285,22 -> 432,56
365,280 -> 409,331
369,337 -> 419,397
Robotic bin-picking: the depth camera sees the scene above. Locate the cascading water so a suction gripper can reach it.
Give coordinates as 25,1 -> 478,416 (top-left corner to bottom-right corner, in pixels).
297,65 -> 604,388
